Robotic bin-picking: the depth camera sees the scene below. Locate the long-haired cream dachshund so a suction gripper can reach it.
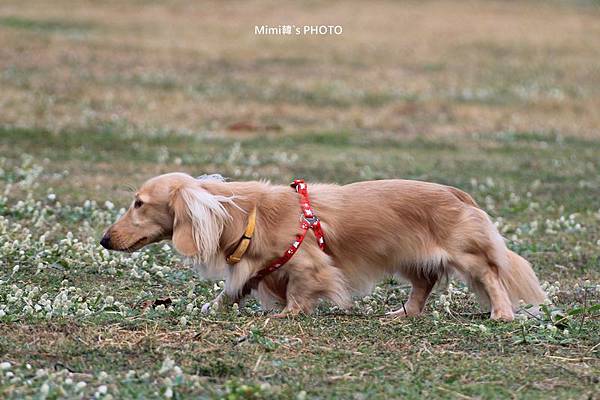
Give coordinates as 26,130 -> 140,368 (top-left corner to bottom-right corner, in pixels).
100,173 -> 546,320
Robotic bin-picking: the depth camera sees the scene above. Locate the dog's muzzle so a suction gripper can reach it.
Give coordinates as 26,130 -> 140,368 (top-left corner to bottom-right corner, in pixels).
100,233 -> 112,250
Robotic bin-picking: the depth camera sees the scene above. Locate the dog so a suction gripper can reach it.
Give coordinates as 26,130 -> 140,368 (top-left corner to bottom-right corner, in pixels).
100,172 -> 546,320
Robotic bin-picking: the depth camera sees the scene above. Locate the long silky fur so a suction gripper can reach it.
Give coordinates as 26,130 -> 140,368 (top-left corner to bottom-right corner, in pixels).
177,176 -> 237,264
109,172 -> 547,320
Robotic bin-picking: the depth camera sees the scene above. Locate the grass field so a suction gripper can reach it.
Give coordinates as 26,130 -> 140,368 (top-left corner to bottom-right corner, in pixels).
1,1 -> 599,399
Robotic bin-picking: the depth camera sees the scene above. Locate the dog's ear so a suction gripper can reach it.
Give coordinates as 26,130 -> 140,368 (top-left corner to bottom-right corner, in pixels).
169,183 -> 231,261
170,187 -> 198,257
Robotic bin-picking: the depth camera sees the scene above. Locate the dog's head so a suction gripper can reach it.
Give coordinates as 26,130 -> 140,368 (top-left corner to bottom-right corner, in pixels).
100,173 -> 232,261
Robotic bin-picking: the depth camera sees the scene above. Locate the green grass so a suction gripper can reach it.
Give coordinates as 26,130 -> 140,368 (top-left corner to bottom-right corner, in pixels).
0,127 -> 598,399
0,16 -> 95,34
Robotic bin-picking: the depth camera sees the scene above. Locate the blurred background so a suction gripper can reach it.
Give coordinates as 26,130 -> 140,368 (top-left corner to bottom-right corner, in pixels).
1,0 -> 600,137
1,1 -> 599,203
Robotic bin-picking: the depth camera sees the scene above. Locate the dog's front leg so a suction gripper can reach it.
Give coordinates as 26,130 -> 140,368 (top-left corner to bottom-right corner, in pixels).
201,290 -> 237,314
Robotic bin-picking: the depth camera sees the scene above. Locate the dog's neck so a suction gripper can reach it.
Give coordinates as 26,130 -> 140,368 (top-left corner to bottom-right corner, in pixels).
198,180 -> 297,262
184,180 -> 298,298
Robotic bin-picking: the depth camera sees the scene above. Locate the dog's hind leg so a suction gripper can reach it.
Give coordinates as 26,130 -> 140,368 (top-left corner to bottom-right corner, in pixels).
387,272 -> 437,317
451,252 -> 514,321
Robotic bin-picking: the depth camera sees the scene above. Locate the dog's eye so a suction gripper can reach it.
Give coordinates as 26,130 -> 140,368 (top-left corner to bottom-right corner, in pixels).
134,199 -> 143,209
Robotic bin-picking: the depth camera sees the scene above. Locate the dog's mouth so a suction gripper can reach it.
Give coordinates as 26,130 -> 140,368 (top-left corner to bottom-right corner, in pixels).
123,236 -> 148,252
108,229 -> 168,253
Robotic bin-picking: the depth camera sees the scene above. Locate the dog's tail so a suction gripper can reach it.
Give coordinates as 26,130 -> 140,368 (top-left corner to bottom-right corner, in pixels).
465,204 -> 546,313
498,249 -> 546,311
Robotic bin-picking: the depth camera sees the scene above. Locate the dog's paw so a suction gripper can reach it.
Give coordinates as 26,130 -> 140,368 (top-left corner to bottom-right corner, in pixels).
385,307 -> 420,318
272,305 -> 304,318
201,302 -> 214,314
490,309 -> 514,321
272,312 -> 299,319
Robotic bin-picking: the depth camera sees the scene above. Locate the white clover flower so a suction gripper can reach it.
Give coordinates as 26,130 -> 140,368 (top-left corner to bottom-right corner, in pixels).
179,316 -> 188,326
76,381 -> 87,390
40,382 -> 50,396
12,265 -> 19,273
104,201 -> 114,210
297,391 -> 307,400
515,313 -> 528,322
155,304 -> 166,312
98,371 -> 108,380
47,193 -> 56,201
0,362 -> 11,370
159,357 -> 175,374
478,324 -> 487,333
164,387 -> 173,399
95,384 -> 108,398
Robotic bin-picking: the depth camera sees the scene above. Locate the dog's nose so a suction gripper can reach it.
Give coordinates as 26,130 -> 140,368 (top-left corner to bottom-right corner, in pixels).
100,233 -> 112,250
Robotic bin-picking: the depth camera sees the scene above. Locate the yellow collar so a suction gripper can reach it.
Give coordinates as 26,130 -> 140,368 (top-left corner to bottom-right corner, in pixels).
226,205 -> 257,264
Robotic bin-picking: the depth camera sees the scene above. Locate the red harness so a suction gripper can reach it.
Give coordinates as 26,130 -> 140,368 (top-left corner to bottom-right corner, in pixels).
241,179 -> 327,296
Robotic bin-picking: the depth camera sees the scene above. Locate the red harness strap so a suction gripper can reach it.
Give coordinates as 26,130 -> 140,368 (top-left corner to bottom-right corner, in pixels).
241,179 -> 327,296
292,179 -> 326,251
